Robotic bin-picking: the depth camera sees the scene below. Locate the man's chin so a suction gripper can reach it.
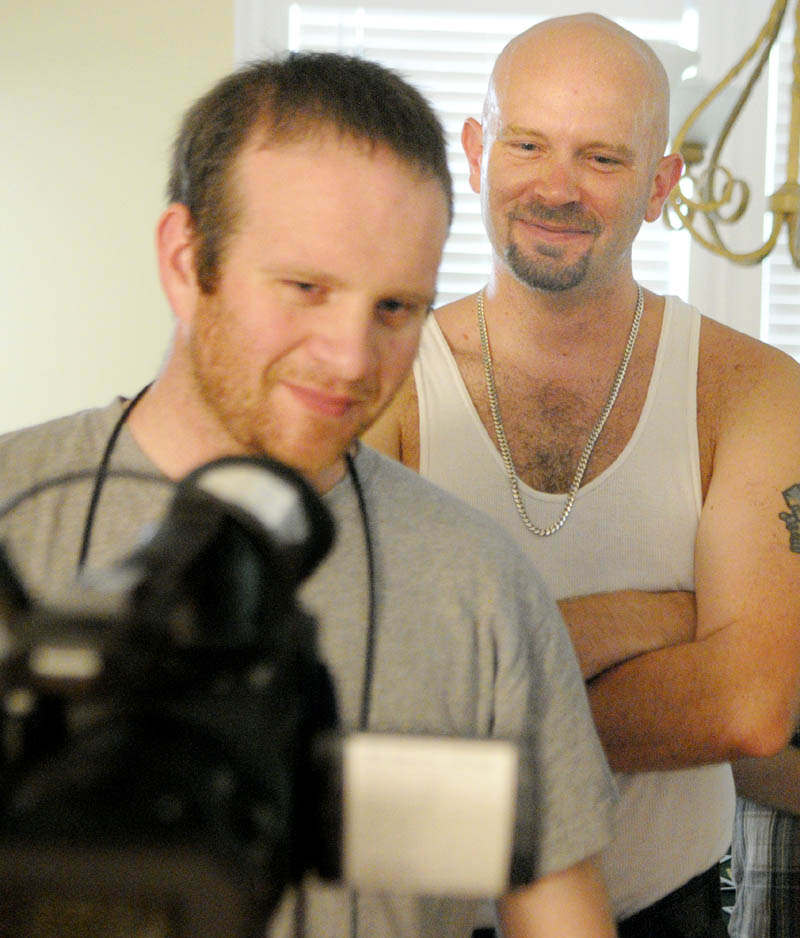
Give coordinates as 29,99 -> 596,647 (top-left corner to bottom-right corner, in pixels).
504,239 -> 593,293
258,440 -> 351,493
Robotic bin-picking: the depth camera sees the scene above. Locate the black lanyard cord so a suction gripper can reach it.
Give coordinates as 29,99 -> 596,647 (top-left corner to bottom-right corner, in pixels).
76,383 -> 151,572
345,449 -> 377,734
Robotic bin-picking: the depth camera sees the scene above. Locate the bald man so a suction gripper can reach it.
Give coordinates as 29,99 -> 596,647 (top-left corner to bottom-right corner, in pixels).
365,13 -> 800,938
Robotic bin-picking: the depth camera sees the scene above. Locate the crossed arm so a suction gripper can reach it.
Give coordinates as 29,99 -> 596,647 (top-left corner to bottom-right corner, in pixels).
564,580 -> 800,805
558,590 -> 697,683
566,585 -> 800,798
561,341 -> 800,772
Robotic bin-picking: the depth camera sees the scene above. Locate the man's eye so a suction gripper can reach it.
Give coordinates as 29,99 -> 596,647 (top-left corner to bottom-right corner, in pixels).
283,281 -> 325,302
376,299 -> 424,326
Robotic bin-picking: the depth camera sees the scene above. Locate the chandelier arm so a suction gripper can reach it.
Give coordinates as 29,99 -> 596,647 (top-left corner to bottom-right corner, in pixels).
782,0 -> 800,268
667,0 -> 799,268
699,172 -> 749,221
679,185 -> 750,253
788,3 -> 800,186
672,0 -> 788,157
708,6 -> 786,167
703,214 -> 731,252
683,213 -> 784,266
669,167 -> 739,221
698,168 -> 735,212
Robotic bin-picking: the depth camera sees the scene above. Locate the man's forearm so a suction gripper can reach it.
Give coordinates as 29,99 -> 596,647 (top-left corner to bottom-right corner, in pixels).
586,621 -> 800,773
559,590 -> 798,772
558,590 -> 696,681
586,639 -> 719,771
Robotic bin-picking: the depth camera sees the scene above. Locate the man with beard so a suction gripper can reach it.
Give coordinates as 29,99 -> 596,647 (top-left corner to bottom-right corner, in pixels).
0,52 -> 618,937
365,13 -> 800,938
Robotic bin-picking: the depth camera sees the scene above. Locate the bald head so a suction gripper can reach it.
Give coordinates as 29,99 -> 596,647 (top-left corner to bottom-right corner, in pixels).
461,12 -> 684,293
486,14 -> 671,165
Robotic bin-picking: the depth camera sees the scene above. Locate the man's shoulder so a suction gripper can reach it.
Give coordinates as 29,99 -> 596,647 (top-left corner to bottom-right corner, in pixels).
698,311 -> 794,365
0,401 -> 123,451
697,313 -> 800,414
362,300 -> 471,466
0,401 -> 123,496
695,311 -> 800,496
429,295 -> 477,347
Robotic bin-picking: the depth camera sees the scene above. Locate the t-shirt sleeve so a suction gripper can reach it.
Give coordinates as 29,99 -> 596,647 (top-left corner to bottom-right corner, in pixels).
487,545 -> 617,880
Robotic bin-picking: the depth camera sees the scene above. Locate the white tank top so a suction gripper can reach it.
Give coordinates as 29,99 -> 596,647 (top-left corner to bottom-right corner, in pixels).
414,295 -> 735,919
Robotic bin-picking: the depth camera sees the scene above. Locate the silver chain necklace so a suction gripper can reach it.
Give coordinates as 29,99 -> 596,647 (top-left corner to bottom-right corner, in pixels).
477,283 -> 644,537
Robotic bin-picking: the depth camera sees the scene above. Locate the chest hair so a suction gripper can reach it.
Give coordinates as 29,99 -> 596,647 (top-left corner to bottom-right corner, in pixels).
455,347 -> 655,494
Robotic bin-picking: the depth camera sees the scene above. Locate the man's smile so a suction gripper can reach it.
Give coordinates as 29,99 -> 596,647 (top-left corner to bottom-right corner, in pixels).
284,381 -> 367,418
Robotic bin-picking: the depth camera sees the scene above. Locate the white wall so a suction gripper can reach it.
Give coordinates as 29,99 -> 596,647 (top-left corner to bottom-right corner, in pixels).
1,0 -> 234,434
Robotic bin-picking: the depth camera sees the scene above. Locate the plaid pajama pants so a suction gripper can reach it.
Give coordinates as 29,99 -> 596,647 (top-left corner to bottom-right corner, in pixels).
729,796 -> 800,938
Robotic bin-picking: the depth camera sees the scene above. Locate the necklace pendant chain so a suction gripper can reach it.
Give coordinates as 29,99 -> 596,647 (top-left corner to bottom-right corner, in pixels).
477,283 -> 644,537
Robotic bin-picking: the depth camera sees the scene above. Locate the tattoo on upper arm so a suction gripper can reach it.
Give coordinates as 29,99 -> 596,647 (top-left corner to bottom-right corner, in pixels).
779,484 -> 800,552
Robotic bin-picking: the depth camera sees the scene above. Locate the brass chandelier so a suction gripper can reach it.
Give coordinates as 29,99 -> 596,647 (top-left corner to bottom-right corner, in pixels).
665,0 -> 800,266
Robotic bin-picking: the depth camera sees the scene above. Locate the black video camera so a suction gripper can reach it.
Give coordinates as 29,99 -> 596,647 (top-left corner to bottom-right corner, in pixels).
0,456 -> 342,938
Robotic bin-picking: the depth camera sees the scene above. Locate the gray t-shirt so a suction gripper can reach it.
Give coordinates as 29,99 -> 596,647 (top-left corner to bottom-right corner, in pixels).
0,400 -> 615,938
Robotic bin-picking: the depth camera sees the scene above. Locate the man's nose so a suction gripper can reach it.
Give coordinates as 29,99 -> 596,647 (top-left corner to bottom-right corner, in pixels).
307,302 -> 377,381
529,156 -> 581,205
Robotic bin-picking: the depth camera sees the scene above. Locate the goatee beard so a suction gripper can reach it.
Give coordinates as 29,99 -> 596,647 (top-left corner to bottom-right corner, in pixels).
506,241 -> 592,292
503,203 -> 599,292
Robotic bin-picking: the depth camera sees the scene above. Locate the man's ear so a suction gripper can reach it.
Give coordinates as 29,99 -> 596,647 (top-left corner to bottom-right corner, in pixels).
645,153 -> 684,222
461,117 -> 485,195
156,203 -> 200,325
